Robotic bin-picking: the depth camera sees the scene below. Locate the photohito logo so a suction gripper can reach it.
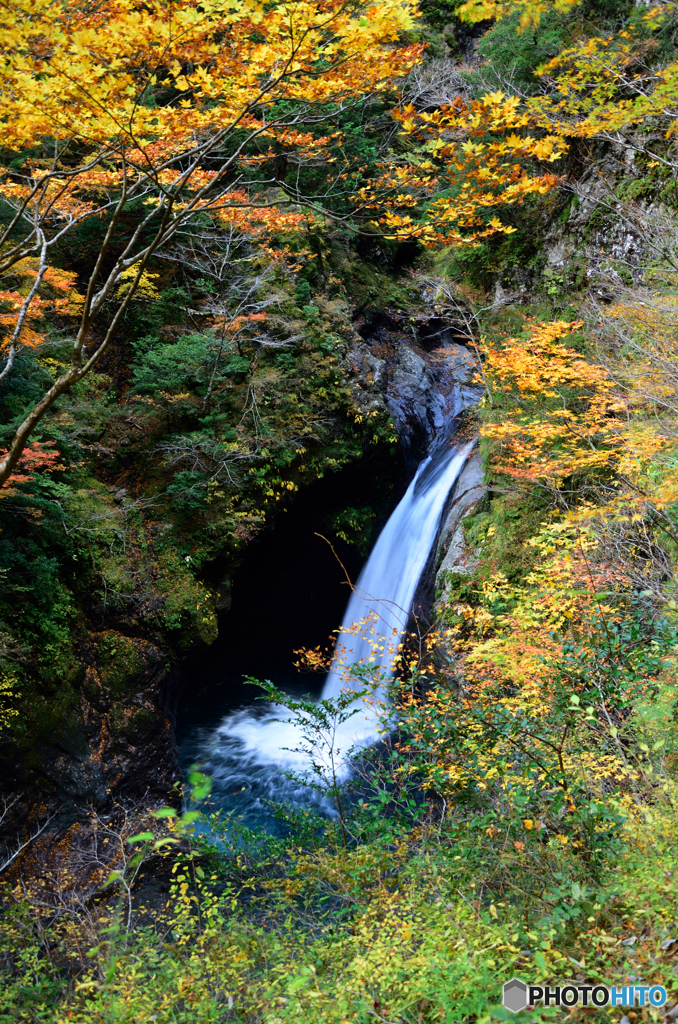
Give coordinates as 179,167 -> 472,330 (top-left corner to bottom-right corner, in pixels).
502,979 -> 667,1012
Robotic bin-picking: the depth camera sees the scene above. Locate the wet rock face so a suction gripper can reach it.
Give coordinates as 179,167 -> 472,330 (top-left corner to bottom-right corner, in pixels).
346,308 -> 480,465
0,632 -> 181,841
410,447 -> 485,626
77,632 -> 181,806
433,449 -> 486,608
387,342 -> 477,464
426,448 -> 489,622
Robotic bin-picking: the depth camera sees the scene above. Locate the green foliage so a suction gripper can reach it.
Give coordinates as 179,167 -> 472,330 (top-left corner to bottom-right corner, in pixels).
294,278 -> 312,306
461,488 -> 550,583
444,221 -> 544,290
582,0 -> 634,28
2,656 -> 678,1021
132,333 -> 215,397
331,504 -> 377,553
468,8 -> 575,93
417,0 -> 465,29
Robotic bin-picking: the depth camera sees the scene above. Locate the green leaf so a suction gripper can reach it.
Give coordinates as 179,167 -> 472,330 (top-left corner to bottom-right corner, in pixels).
534,951 -> 547,973
178,811 -> 202,828
152,806 -> 177,818
188,767 -> 212,801
128,831 -> 154,843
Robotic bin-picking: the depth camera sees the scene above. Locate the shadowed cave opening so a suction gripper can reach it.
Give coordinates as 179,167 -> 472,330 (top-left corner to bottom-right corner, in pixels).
175,451 -> 409,825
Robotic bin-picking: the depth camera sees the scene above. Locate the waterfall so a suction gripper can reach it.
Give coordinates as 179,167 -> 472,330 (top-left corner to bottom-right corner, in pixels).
184,433 -> 475,826
321,437 -> 475,706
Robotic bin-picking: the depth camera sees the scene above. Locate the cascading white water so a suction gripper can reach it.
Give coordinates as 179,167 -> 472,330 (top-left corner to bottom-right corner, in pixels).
184,434 -> 475,825
322,437 -> 476,706
312,436 -> 476,752
191,432 -> 475,806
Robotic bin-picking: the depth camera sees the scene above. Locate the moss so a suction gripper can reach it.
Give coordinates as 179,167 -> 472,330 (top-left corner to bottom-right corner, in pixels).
96,632 -> 145,697
109,702 -> 158,743
13,675 -> 83,766
463,489 -> 549,583
339,261 -> 424,311
154,551 -> 219,650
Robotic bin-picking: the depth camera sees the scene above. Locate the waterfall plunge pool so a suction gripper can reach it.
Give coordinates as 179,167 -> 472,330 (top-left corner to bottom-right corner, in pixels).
177,436 -> 475,833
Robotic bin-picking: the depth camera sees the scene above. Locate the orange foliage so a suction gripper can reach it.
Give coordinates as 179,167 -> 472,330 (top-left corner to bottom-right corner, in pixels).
396,518 -> 647,801
0,0 -> 422,157
480,319 -> 674,502
356,92 -> 566,246
0,258 -> 82,352
0,439 -> 64,494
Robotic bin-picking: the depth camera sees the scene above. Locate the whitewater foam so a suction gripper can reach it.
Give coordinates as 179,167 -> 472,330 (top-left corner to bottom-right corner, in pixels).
189,435 -> 475,816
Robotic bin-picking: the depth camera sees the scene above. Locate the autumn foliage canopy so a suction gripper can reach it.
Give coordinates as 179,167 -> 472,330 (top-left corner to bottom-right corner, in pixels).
0,0 -> 423,485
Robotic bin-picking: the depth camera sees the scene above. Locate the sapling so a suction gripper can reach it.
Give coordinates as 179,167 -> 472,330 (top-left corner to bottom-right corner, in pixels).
247,677 -> 376,850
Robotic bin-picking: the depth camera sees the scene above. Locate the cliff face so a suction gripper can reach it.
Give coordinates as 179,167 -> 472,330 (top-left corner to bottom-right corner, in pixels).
0,282 -> 481,856
41,633 -> 179,810
433,449 -> 486,607
349,308 -> 479,463
0,575 -> 208,841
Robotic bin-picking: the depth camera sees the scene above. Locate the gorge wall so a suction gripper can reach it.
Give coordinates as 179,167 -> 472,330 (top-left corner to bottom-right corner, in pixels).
0,286 -> 481,855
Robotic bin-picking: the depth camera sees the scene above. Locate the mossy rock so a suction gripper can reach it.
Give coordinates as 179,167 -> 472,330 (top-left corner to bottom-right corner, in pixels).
109,702 -> 158,743
19,689 -> 86,769
96,632 -> 146,698
154,552 -> 219,650
464,490 -> 548,582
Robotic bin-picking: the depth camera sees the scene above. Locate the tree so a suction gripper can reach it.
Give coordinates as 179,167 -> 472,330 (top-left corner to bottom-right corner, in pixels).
455,0 -> 678,162
0,0 -> 422,486
526,10 -> 678,154
457,0 -> 579,32
355,91 -> 567,245
252,679 -> 371,849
